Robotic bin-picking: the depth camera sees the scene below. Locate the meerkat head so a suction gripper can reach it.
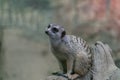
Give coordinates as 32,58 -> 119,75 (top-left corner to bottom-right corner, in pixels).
45,24 -> 66,40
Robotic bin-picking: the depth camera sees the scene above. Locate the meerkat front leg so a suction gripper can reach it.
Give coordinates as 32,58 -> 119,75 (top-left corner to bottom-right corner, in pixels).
52,59 -> 67,77
66,58 -> 74,79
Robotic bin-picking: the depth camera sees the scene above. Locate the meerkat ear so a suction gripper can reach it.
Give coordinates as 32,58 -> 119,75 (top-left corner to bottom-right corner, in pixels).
61,31 -> 66,38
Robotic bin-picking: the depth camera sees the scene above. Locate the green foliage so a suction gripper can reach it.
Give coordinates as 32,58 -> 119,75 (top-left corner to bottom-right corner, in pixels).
8,0 -> 52,11
0,0 -> 54,43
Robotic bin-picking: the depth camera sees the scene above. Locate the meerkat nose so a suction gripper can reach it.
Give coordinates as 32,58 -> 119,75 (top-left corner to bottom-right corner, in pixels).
45,30 -> 49,35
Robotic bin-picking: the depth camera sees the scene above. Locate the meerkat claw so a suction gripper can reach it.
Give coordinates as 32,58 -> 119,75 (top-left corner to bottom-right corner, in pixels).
67,74 -> 80,80
64,73 -> 72,80
52,72 -> 68,78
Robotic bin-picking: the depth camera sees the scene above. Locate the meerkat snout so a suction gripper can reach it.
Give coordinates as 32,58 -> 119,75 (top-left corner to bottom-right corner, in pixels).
45,24 -> 51,35
45,30 -> 48,34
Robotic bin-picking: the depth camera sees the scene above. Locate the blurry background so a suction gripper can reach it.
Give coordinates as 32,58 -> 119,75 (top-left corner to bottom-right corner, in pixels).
0,0 -> 120,80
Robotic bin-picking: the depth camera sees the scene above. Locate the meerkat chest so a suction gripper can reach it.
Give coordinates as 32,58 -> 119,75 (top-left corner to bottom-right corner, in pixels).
51,42 -> 70,59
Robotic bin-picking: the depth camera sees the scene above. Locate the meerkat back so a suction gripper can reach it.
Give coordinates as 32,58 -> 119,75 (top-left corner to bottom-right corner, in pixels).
67,35 -> 91,76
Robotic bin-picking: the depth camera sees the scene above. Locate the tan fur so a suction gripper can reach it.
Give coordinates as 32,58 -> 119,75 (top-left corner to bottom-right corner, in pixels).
45,24 -> 92,78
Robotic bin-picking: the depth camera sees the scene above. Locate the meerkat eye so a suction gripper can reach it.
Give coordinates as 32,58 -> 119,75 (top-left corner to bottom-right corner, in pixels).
52,27 -> 59,33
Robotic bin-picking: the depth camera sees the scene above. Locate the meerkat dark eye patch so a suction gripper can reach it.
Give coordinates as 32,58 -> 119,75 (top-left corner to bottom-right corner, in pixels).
61,31 -> 66,38
52,27 -> 59,33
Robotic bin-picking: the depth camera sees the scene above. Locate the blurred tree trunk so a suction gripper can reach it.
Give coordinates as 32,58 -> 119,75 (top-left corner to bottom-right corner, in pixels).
92,41 -> 120,80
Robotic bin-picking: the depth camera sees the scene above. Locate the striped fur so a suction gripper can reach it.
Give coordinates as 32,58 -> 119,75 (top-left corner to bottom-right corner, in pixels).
46,24 -> 92,78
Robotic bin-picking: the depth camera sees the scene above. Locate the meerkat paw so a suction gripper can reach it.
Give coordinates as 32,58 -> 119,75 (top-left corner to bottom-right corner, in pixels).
71,74 -> 80,80
65,73 -> 80,80
67,73 -> 72,79
52,72 -> 60,75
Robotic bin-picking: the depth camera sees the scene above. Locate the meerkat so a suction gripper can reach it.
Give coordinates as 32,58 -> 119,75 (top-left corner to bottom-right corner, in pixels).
45,24 -> 92,79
